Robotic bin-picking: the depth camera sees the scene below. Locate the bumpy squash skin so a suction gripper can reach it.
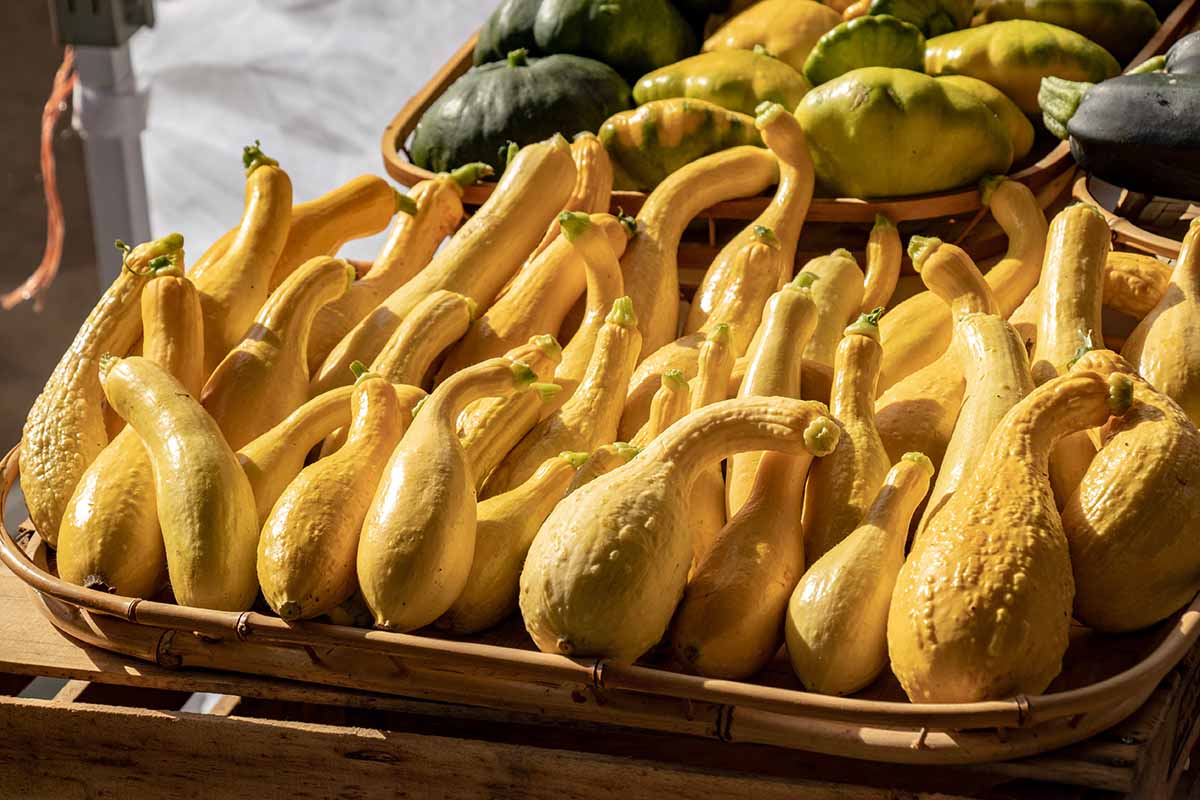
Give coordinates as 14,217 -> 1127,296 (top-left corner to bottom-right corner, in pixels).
369,291 -> 476,389
877,177 -> 1045,393
1122,219 -> 1200,426
411,52 -> 631,175
802,15 -> 926,86
796,67 -> 1012,197
1064,351 -> 1200,632
786,453 -> 933,695
631,371 -> 692,448
918,312 -> 1034,535
888,370 -> 1133,703
202,257 -> 354,450
437,453 -> 583,635
99,357 -> 260,612
867,0 -> 972,35
686,104 -> 816,334
619,145 -> 779,361
305,169 -> 478,373
358,358 -> 536,631
22,233 -> 184,546
520,397 -> 839,662
802,316 -> 891,566
483,298 -> 642,497
727,277 -> 821,515
438,214 -> 629,379
702,0 -> 843,72
683,326 -> 736,568
799,249 -> 865,368
633,49 -> 811,116
314,136 -> 576,395
936,75 -> 1035,162
192,149 -> 292,375
925,20 -> 1120,113
599,99 -> 763,191
1104,251 -> 1170,321
58,272 -> 204,598
532,0 -> 697,82
460,336 -> 564,489
269,175 -> 401,291
973,0 -> 1159,64
258,375 -> 407,621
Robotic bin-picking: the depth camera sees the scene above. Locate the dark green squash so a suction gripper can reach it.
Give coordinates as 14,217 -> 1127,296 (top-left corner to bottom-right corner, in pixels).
411,50 -> 632,174
475,0 -> 544,65
532,0 -> 698,81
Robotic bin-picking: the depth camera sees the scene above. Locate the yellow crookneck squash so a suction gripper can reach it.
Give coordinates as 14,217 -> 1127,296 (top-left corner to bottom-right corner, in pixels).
630,370 -> 691,448
1029,203 -> 1111,507
566,442 -> 642,495
685,324 -> 736,569
437,211 -> 632,380
875,237 -> 998,470
483,298 -> 642,497
1104,251 -> 1171,321
368,290 -> 477,389
437,451 -> 587,635
798,249 -> 865,369
458,336 -> 564,489
357,357 -> 537,631
305,163 -> 490,373
803,310 -> 891,566
888,369 -> 1135,703
727,273 -> 821,515
917,311 -> 1034,536
202,257 -> 354,450
191,144 -> 293,376
786,453 -> 934,695
1122,219 -> 1200,426
619,145 -> 779,359
876,177 -> 1045,393
686,102 -> 815,332
1063,350 -> 1200,633
258,367 -> 409,620
620,226 -> 782,441
520,396 -> 839,663
22,232 -> 184,546
98,356 -> 260,611
58,265 -> 204,597
312,135 -> 576,395
862,214 -> 902,312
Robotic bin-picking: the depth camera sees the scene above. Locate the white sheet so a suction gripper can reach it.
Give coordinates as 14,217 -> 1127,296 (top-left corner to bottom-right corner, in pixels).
131,0 -> 496,261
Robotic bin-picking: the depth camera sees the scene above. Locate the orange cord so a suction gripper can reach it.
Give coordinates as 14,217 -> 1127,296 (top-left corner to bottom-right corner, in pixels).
3,46 -> 77,311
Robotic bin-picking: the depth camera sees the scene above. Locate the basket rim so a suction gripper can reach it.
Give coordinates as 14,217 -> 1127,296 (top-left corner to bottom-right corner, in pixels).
3,442 -> 1198,741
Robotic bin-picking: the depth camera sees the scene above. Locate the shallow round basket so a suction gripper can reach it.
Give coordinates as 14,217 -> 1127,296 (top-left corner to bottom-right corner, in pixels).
3,443 -> 1199,766
1074,174 -> 1197,259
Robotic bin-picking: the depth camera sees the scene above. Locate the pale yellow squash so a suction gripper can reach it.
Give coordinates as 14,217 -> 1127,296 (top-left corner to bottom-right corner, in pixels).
798,249 -> 865,369
862,214 -> 901,312
630,370 -> 691,448
368,290 -> 476,388
685,324 -> 736,568
565,442 -> 641,495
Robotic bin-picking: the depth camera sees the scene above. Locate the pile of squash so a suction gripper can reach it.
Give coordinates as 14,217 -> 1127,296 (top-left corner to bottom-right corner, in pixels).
21,97 -> 1200,706
410,0 -> 1178,198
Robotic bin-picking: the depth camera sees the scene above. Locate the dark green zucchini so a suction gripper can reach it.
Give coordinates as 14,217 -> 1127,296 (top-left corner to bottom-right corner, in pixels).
1040,74 -> 1200,199
1166,31 -> 1200,75
411,50 -> 632,174
532,0 -> 698,81
475,0 -> 544,65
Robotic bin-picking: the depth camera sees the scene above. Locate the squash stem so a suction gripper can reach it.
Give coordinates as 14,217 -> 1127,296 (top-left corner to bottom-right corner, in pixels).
1107,374 -> 1134,416
395,192 -> 418,217
606,296 -> 637,328
978,175 -> 1007,207
790,271 -> 819,290
662,369 -> 688,391
803,416 -> 840,457
510,359 -> 538,389
907,236 -> 942,272
529,333 -> 563,361
558,211 -> 593,242
752,225 -> 779,248
532,382 -> 563,402
449,162 -> 495,187
506,48 -> 528,68
901,451 -> 934,474
706,322 -> 732,345
561,451 -> 590,469
1039,77 -> 1092,141
242,140 -> 279,175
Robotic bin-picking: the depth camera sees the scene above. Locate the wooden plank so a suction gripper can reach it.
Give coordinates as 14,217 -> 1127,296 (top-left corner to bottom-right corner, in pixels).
0,695 -> 975,800
52,679 -> 90,703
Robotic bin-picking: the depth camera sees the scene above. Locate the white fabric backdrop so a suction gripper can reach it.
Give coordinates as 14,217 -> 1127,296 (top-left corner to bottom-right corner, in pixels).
131,0 -> 497,260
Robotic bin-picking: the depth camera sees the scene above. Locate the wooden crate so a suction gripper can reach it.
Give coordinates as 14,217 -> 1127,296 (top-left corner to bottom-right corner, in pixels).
1,558 -> 1199,799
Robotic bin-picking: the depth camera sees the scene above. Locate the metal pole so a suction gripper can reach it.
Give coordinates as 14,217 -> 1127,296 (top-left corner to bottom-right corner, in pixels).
71,43 -> 151,285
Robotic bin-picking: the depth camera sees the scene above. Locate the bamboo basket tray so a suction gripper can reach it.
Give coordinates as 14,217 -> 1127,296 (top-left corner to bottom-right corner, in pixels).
1073,174 -> 1199,260
380,0 -> 1198,227
4,443 -> 1200,767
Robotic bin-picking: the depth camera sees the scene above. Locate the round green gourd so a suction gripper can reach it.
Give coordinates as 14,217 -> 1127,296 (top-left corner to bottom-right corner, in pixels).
973,0 -> 1159,65
803,15 -> 926,86
411,50 -> 632,174
475,0 -> 544,65
532,0 -> 698,82
795,66 -> 1013,197
925,20 -> 1121,113
633,49 -> 811,116
937,75 -> 1035,161
867,0 -> 973,37
599,98 -> 764,190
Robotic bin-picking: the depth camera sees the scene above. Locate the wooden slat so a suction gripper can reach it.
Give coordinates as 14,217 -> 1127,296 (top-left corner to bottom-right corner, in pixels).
52,679 -> 90,703
0,694 -> 975,800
